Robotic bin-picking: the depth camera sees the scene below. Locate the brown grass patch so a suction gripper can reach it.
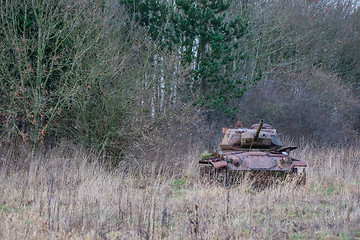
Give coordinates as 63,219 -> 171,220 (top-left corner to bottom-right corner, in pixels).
0,144 -> 359,239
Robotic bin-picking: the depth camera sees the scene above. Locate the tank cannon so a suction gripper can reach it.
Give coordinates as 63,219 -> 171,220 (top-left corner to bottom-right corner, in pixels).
253,119 -> 264,141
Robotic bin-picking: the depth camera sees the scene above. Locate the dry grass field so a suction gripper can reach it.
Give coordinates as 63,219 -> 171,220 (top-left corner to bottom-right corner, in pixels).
0,142 -> 360,239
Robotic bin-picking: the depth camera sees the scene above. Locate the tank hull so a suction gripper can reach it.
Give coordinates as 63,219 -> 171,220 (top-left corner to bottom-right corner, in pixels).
200,150 -> 307,187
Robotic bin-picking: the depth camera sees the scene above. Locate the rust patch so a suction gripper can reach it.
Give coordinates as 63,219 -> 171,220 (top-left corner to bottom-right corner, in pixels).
291,161 -> 307,167
211,161 -> 227,169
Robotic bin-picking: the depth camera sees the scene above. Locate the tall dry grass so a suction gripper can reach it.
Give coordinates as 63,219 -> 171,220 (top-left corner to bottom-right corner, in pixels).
0,142 -> 360,239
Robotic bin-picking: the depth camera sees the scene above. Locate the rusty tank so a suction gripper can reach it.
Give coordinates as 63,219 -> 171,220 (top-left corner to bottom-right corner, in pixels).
199,120 -> 307,187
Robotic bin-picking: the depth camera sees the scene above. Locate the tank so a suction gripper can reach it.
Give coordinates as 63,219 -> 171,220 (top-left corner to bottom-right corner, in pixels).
199,120 -> 307,187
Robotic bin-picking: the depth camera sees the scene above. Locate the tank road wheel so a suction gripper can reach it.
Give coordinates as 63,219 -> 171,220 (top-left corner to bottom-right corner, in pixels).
199,165 -> 216,184
296,169 -> 306,185
290,168 -> 306,185
215,168 -> 230,188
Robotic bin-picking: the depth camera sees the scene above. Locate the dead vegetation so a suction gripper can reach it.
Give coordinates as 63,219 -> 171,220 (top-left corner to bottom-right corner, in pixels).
0,142 -> 359,240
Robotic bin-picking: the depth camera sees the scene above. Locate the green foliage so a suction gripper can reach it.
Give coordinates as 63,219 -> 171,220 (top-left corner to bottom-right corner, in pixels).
340,233 -> 351,240
201,151 -> 212,157
119,0 -> 168,41
171,0 -> 248,114
171,179 -> 187,192
119,0 -> 252,117
0,203 -> 19,213
1,0 -> 359,154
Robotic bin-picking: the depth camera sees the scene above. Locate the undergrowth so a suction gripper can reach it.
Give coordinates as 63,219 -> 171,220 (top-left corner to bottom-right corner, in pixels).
0,143 -> 359,239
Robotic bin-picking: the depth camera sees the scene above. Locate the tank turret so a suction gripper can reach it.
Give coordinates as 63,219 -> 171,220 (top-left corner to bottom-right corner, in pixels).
220,120 -> 282,150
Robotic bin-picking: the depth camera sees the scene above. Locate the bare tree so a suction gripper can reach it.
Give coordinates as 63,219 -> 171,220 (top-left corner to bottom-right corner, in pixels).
0,0 -> 142,149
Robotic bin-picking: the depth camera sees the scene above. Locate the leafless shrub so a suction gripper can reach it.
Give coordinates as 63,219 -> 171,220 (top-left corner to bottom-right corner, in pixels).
125,102 -> 212,173
238,67 -> 359,143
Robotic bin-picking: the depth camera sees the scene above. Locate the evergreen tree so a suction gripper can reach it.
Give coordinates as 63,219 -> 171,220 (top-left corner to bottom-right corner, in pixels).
120,0 -> 168,41
119,0 -> 250,116
171,0 -> 247,115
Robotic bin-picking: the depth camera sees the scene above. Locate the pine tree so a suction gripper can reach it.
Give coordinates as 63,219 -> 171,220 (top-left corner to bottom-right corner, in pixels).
120,0 -> 168,41
170,0 -> 247,115
119,0 -> 250,116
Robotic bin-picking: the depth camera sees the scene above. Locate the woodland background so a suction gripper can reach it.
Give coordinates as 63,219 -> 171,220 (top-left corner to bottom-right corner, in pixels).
1,0 -> 360,160
1,1 -> 360,239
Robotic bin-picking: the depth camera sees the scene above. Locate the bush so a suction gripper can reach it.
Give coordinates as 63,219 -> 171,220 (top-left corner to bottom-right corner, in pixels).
237,67 -> 359,143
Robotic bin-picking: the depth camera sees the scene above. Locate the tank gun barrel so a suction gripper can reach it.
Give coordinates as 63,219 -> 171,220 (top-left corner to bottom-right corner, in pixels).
254,120 -> 264,141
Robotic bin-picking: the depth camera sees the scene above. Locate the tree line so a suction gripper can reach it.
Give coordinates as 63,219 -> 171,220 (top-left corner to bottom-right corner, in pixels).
1,0 -> 359,160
